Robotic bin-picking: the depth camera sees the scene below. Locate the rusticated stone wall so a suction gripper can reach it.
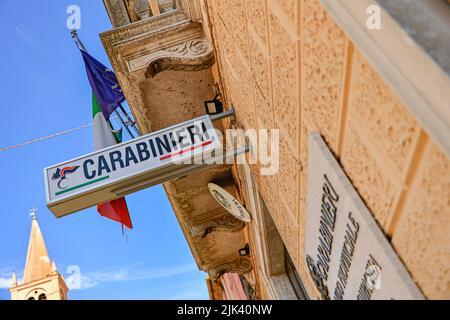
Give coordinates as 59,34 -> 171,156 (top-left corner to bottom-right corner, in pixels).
204,0 -> 450,299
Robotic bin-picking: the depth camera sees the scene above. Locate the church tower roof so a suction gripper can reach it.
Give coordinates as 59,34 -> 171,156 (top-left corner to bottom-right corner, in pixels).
10,208 -> 68,300
22,215 -> 53,284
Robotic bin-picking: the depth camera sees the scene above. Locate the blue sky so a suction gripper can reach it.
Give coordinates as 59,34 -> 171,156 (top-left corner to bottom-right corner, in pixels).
0,0 -> 209,299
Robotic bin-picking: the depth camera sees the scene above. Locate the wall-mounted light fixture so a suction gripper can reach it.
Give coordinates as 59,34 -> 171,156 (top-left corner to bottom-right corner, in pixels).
204,93 -> 224,115
239,244 -> 250,256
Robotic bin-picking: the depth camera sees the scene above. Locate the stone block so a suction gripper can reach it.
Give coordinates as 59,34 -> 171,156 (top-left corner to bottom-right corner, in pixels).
269,7 -> 299,157
341,124 -> 399,229
349,51 -> 419,178
301,0 -> 346,153
392,143 -> 450,299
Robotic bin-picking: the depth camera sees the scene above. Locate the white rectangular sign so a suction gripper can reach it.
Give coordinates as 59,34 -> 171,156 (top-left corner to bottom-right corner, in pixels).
45,115 -> 221,217
305,133 -> 423,300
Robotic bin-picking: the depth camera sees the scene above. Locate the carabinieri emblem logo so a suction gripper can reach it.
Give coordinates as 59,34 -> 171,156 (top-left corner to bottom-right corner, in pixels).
52,166 -> 80,189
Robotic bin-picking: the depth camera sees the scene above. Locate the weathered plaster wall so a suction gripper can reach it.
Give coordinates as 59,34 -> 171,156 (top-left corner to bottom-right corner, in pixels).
204,0 -> 450,299
141,69 -> 215,131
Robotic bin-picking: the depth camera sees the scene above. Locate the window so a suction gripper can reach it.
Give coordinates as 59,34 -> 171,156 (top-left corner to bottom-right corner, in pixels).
239,274 -> 256,300
285,249 -> 309,300
240,165 -> 310,300
38,293 -> 47,300
259,192 -> 309,300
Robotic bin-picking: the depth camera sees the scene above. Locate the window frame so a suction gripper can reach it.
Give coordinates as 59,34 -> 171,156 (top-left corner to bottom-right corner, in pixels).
238,163 -> 310,300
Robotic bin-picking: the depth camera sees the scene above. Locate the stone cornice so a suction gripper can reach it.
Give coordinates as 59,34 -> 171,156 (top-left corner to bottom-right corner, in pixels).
189,210 -> 245,237
9,273 -> 62,292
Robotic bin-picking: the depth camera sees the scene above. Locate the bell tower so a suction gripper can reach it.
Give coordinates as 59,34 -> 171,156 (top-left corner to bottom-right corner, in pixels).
9,208 -> 68,300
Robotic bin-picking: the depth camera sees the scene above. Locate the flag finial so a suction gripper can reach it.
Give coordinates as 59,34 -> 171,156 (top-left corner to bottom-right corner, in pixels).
71,29 -> 87,52
29,206 -> 38,220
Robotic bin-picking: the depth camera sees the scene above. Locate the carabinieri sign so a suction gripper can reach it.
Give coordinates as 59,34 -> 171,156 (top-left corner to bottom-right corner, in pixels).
45,115 -> 221,217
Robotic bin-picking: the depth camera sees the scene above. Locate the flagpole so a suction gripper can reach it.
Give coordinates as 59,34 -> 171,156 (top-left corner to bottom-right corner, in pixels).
71,30 -> 138,139
114,109 -> 135,139
118,103 -> 141,136
71,29 -> 87,52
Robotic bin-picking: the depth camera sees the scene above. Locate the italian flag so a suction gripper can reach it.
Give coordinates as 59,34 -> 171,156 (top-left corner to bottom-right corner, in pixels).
93,94 -> 133,229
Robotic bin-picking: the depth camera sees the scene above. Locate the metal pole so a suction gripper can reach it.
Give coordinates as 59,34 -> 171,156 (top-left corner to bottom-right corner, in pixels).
114,110 -> 135,139
209,107 -> 235,121
118,103 -> 141,136
71,29 -> 87,52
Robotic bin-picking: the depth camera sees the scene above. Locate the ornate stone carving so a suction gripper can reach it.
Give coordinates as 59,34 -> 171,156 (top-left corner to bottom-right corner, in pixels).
146,39 -> 214,78
165,184 -> 209,203
101,8 -> 194,72
165,39 -> 209,56
190,212 -> 245,238
208,256 -> 253,280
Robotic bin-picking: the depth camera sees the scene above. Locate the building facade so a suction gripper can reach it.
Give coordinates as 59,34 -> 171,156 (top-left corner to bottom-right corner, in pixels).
101,0 -> 450,299
9,216 -> 68,300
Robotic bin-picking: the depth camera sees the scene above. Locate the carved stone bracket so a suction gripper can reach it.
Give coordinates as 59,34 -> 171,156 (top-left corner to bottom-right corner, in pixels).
146,39 -> 215,78
190,211 -> 245,238
208,256 -> 253,281
165,184 -> 209,203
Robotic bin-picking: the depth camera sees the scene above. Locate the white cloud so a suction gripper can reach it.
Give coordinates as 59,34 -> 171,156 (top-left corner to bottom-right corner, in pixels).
0,274 -> 23,289
69,263 -> 198,291
0,276 -> 12,289
66,274 -> 98,290
0,265 -> 23,289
